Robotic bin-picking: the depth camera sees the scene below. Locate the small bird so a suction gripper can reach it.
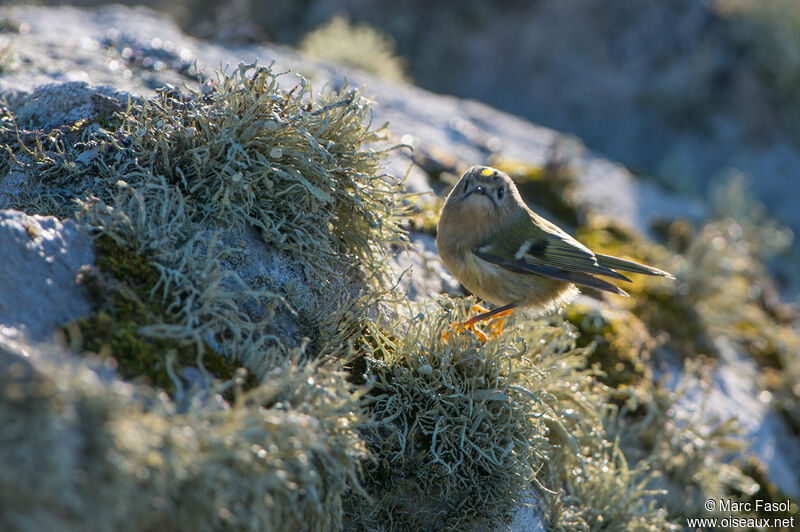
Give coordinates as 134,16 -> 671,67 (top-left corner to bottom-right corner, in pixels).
436,166 -> 674,341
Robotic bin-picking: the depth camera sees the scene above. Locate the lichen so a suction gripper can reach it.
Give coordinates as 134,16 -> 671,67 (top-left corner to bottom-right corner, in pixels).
610,364 -> 758,523
0,338 -> 367,532
345,296 -> 675,531
3,64 -> 407,382
298,16 -> 409,82
61,234 -> 257,398
0,63 -> 422,530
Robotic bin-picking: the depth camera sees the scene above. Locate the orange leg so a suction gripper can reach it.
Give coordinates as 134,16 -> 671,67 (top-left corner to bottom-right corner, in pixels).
444,303 -> 517,343
485,308 -> 514,337
444,305 -> 490,342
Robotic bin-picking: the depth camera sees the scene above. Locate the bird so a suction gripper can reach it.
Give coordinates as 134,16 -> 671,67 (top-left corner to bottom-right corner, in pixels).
436,165 -> 674,341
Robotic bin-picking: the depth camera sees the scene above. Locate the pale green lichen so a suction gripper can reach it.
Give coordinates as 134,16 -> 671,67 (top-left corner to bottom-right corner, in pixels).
345,296 -> 676,531
610,363 -> 758,522
298,16 -> 409,82
3,63 -> 407,380
0,337 -> 366,532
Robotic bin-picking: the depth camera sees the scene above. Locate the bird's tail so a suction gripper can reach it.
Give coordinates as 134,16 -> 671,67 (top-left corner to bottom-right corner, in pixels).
595,254 -> 675,279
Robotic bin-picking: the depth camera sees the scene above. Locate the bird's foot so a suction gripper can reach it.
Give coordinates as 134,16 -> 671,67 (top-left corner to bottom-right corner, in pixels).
484,308 -> 514,338
443,319 -> 489,343
443,305 -> 511,343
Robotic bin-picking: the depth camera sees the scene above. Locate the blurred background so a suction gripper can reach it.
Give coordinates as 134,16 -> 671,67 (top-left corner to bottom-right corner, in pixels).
33,0 -> 800,295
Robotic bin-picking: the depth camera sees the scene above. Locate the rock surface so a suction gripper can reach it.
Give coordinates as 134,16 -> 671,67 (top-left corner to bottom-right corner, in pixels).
0,210 -> 95,342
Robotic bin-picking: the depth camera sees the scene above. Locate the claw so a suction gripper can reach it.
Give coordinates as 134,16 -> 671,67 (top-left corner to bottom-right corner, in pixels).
443,304 -> 516,343
444,319 -> 489,342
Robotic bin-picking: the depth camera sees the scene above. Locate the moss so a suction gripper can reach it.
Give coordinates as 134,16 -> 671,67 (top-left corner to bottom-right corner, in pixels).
5,64 -> 407,382
565,302 -> 657,400
576,218 -> 714,359
0,40 -> 13,73
406,195 -> 442,235
493,149 -> 582,228
65,234 -> 257,397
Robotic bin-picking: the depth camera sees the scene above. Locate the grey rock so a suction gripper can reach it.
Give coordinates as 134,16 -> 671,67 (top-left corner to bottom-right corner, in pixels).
2,6 -> 795,530
0,170 -> 27,211
205,224 -> 306,347
706,337 -> 800,498
0,210 -> 95,342
507,493 -> 548,532
390,232 -> 461,302
12,81 -> 131,129
294,0 -> 800,243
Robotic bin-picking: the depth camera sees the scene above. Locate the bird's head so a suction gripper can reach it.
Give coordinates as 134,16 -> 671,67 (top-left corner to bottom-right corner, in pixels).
444,166 -> 521,215
438,166 -> 525,247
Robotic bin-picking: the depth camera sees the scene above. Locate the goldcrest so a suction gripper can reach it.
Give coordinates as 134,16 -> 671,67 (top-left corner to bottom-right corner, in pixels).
436,166 -> 673,338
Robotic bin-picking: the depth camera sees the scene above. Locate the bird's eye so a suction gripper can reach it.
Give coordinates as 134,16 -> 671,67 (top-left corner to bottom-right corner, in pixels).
497,187 -> 504,200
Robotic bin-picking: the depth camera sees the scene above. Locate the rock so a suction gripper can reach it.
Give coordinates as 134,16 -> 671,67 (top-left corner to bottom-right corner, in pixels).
10,81 -> 130,129
706,337 -> 800,498
390,232 -> 461,302
261,1 -> 800,252
508,494 -> 548,532
0,210 -> 95,342
2,5 -> 797,531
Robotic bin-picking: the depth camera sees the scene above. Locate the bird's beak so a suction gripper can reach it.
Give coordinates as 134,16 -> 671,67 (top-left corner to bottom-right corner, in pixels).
474,185 -> 488,196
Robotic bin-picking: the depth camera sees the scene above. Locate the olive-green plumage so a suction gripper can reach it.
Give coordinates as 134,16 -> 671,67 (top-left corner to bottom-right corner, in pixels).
437,166 -> 674,314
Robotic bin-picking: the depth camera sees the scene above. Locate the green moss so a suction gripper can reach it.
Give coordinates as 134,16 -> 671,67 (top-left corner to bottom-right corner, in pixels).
493,152 -> 582,228
66,234 -> 257,397
0,40 -> 13,73
576,219 -> 714,359
565,302 -> 656,400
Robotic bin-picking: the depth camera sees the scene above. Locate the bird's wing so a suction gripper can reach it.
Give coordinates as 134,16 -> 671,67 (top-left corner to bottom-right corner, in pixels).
472,212 -> 631,296
595,253 -> 675,279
